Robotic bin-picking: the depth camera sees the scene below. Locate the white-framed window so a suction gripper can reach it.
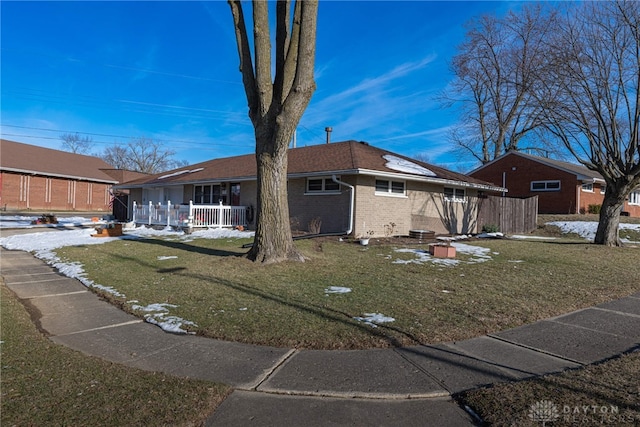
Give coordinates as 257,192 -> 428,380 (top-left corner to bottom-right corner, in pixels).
531,180 -> 561,192
581,183 -> 593,192
306,177 -> 340,194
629,191 -> 640,205
600,185 -> 606,194
444,187 -> 465,202
375,179 -> 406,196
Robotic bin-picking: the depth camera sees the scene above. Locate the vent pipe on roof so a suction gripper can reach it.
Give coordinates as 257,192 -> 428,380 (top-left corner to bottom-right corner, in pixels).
325,127 -> 332,144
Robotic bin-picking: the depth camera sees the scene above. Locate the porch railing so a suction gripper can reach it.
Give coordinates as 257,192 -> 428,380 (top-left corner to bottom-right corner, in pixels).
132,200 -> 247,229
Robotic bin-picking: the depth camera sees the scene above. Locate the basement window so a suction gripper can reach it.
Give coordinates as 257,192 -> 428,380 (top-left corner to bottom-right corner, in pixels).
531,180 -> 561,192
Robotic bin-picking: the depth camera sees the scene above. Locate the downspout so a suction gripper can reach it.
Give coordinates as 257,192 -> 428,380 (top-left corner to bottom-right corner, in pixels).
502,172 -> 506,197
332,175 -> 354,235
576,182 -> 581,214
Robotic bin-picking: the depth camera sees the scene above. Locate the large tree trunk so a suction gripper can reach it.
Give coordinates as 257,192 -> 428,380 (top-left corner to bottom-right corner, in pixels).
229,0 -> 317,263
594,182 -> 634,246
247,125 -> 304,264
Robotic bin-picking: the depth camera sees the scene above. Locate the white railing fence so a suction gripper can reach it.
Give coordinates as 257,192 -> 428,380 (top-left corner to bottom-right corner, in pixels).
132,200 -> 247,229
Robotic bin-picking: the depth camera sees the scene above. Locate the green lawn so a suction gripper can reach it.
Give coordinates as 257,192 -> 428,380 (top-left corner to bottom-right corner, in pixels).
54,234 -> 640,350
0,283 -> 230,426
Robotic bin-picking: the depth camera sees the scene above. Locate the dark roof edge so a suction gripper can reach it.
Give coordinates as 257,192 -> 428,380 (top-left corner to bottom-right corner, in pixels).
357,168 -> 507,192
470,151 -> 604,182
115,167 -> 506,193
0,167 -> 118,184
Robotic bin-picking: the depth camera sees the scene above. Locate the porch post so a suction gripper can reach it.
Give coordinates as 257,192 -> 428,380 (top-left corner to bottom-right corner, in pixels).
148,201 -> 153,226
219,200 -> 224,229
132,201 -> 137,223
167,200 -> 171,227
188,200 -> 194,227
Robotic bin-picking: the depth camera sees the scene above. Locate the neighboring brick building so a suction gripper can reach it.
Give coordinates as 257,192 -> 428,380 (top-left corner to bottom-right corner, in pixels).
115,140 -> 507,236
470,151 -> 640,217
0,139 -> 134,213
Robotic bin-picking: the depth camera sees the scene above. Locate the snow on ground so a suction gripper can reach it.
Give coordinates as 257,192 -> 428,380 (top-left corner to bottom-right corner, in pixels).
393,242 -> 494,266
325,286 -> 352,294
0,215 -> 102,229
510,235 -> 558,240
0,218 -> 254,334
547,221 -> 640,242
353,313 -> 395,328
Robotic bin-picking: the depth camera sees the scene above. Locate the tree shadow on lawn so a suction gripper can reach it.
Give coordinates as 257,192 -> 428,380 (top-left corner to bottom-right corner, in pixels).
88,243 -> 423,348
132,236 -> 248,258
507,238 -> 591,246
174,268 -> 426,350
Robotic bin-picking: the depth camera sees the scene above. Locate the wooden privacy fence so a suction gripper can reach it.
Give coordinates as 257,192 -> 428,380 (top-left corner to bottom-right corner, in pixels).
477,195 -> 538,234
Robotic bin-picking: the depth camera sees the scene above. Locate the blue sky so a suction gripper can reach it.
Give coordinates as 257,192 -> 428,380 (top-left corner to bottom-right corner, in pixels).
1,1 -> 518,172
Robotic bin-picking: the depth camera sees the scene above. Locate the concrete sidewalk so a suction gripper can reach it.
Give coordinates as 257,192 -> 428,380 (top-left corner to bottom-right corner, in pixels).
1,235 -> 639,426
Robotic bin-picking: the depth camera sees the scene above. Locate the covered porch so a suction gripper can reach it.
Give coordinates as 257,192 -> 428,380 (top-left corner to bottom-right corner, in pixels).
132,200 -> 248,229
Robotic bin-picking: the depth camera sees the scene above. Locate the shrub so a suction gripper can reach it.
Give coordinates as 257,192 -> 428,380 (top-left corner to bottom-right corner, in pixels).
308,217 -> 322,234
384,222 -> 397,237
588,204 -> 602,214
482,224 -> 500,233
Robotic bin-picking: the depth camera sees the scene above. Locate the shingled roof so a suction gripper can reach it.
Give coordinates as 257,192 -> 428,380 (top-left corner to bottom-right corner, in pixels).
117,140 -> 503,191
0,139 -> 119,183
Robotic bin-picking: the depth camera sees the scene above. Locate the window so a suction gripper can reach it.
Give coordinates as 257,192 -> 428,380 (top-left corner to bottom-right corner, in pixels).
194,185 -> 211,204
375,179 -> 406,196
629,191 -> 640,206
581,183 -> 593,192
194,184 -> 227,204
600,185 -> 606,195
531,180 -> 561,192
444,187 -> 465,202
306,177 -> 341,194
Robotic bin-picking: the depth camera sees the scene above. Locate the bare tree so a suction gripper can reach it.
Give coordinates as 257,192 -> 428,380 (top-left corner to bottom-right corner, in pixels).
537,1 -> 640,246
102,137 -> 188,174
444,4 -> 558,164
228,1 -> 318,263
60,132 -> 93,154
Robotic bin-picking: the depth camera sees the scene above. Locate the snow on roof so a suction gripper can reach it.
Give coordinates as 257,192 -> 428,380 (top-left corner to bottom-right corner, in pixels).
158,168 -> 205,180
383,154 -> 436,177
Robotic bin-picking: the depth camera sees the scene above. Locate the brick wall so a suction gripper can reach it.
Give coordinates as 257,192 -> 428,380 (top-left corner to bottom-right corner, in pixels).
287,177 -> 350,234
471,156 -> 640,217
352,176 -> 481,236
0,171 -> 112,212
471,156 -> 581,214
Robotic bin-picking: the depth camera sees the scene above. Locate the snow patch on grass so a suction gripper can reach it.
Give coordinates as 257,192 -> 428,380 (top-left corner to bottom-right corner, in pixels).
353,313 -> 395,328
325,286 -> 352,294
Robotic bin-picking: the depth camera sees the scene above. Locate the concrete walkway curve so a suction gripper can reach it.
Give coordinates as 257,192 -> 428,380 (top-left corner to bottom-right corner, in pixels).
2,228 -> 639,426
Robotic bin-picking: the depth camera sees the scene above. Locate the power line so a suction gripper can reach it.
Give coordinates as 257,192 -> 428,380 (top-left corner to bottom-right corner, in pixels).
0,125 -> 253,149
1,47 -> 241,85
1,87 -> 249,125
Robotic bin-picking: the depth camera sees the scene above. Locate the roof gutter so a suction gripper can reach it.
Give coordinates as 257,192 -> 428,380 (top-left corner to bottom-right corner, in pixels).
332,175 -> 354,235
357,168 -> 507,193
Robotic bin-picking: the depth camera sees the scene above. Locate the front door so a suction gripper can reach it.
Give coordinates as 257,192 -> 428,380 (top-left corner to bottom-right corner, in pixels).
230,183 -> 240,206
